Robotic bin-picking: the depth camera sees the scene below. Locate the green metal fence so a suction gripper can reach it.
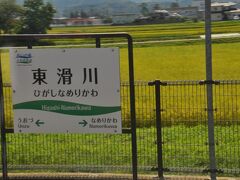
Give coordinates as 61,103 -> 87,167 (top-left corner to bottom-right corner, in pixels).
2,80 -> 240,177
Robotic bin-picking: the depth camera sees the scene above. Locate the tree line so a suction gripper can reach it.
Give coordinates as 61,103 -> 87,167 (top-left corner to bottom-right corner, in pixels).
0,0 -> 55,34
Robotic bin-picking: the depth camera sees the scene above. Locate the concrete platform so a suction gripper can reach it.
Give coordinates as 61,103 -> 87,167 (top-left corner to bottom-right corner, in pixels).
4,173 -> 240,180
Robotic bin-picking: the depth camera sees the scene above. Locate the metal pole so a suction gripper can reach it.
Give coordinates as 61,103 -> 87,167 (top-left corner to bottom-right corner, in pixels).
127,35 -> 138,180
0,51 -> 8,180
205,0 -> 217,179
27,40 -> 32,49
96,37 -> 101,48
154,80 -> 164,179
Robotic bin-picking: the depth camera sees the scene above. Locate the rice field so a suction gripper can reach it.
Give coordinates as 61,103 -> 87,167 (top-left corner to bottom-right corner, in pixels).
1,21 -> 240,175
2,41 -> 240,82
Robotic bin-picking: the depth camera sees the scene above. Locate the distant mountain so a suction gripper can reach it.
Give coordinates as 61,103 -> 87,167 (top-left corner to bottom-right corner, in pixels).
131,0 -> 174,2
63,0 -> 140,17
131,0 -> 192,4
16,0 -> 195,16
60,0 -> 192,16
16,0 -> 140,16
16,0 -> 85,15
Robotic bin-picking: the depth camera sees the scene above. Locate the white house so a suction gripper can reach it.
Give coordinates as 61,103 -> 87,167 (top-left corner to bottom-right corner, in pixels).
192,1 -> 238,21
211,2 -> 236,12
150,10 -> 171,19
226,9 -> 240,19
168,7 -> 199,19
192,0 -> 239,11
211,2 -> 237,21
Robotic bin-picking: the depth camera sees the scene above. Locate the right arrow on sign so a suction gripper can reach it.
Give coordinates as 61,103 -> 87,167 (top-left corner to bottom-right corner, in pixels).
79,120 -> 88,127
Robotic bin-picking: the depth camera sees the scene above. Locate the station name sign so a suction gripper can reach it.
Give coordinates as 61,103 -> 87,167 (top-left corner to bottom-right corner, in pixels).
10,48 -> 122,134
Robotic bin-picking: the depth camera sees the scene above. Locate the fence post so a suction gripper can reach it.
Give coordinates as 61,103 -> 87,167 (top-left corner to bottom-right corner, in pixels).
27,40 -> 32,49
0,52 -> 8,180
96,37 -> 101,48
148,80 -> 166,180
127,35 -> 138,180
205,0 -> 217,179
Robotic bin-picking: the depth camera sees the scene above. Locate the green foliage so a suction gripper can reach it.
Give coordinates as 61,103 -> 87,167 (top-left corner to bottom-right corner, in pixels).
62,0 -> 138,19
2,42 -> 240,128
16,0 -> 56,34
4,125 -> 240,173
1,21 -> 240,173
1,21 -> 240,127
121,42 -> 240,81
0,0 -> 22,33
140,3 -> 149,16
48,21 -> 240,44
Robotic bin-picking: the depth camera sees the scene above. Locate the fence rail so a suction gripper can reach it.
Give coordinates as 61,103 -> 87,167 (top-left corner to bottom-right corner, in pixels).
1,80 -> 240,176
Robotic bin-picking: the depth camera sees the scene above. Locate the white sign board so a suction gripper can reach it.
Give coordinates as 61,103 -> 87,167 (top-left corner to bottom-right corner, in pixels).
10,48 -> 122,134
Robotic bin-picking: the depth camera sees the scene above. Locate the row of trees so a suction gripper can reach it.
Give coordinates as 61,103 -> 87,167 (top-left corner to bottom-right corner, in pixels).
0,0 -> 55,34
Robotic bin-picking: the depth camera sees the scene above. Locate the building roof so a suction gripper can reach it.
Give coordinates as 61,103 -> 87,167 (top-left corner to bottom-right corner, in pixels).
211,2 -> 236,7
229,9 -> 240,13
169,6 -> 198,11
153,10 -> 169,13
53,17 -> 68,20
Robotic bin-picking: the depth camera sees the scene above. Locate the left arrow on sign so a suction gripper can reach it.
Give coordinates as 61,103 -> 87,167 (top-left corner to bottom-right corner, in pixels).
36,120 -> 45,127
